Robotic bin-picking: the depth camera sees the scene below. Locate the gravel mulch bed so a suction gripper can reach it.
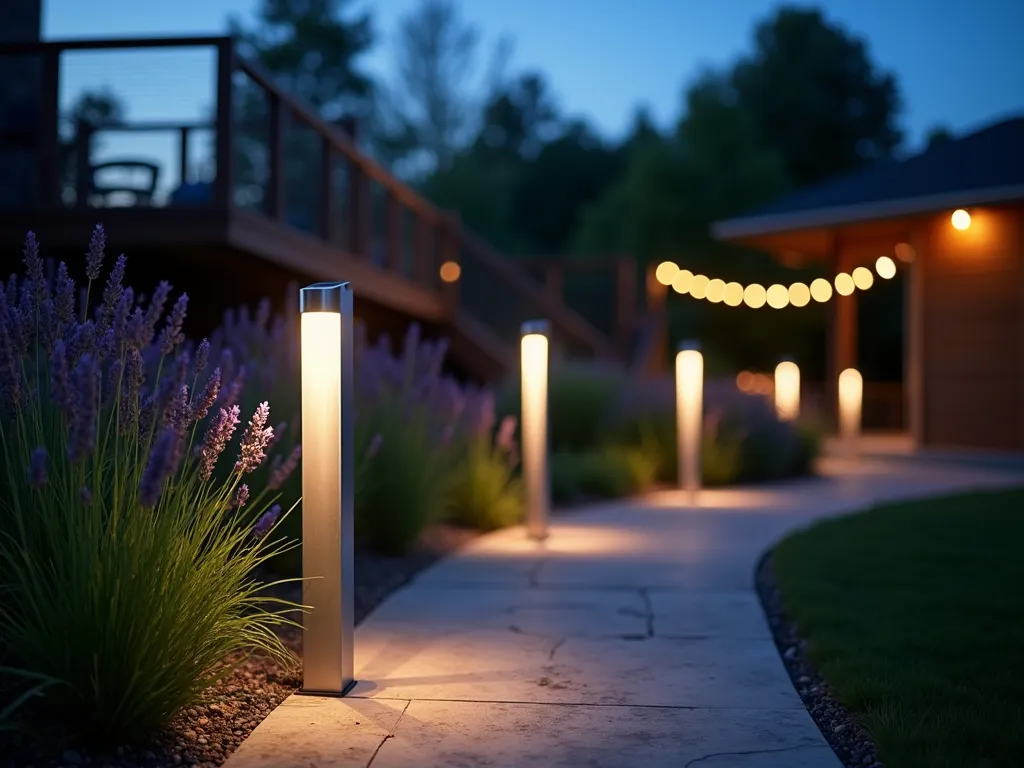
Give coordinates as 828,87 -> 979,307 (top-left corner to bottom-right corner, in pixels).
755,552 -> 884,768
1,524 -> 476,768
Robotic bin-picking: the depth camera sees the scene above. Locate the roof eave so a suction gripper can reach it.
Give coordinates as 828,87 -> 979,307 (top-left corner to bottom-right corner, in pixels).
712,183 -> 1024,241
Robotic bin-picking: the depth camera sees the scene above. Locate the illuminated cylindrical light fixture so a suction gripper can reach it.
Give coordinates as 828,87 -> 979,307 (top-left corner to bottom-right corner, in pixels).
774,359 -> 800,422
299,281 -> 355,696
675,340 -> 704,496
521,320 -> 551,540
837,367 -> 863,455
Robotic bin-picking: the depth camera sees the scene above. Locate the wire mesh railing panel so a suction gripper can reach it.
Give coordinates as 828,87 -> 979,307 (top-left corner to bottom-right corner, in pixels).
369,181 -> 388,269
283,110 -> 323,236
458,250 -> 541,348
232,67 -> 270,213
57,45 -> 218,208
328,151 -> 350,251
563,269 -> 618,338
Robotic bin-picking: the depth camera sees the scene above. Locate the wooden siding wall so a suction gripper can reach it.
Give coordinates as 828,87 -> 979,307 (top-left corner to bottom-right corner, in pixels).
918,206 -> 1024,450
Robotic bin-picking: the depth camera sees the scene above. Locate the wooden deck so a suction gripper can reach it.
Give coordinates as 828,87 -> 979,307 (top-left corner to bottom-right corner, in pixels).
0,36 -> 623,380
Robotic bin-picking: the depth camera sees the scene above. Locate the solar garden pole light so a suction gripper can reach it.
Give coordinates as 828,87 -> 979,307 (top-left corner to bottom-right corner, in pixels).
838,367 -> 863,458
774,359 -> 801,422
299,282 -> 356,696
521,320 -> 551,541
675,340 -> 704,502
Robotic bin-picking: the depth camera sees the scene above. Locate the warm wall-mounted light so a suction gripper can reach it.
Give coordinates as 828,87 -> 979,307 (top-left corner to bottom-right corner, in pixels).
299,281 -> 355,696
675,341 -> 703,497
838,367 -> 863,456
521,320 -> 550,540
951,208 -> 972,231
875,256 -> 897,279
439,260 -> 461,283
655,261 -> 679,285
774,360 -> 800,421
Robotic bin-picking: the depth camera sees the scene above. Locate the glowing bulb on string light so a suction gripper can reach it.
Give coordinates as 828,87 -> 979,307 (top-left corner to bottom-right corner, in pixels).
834,273 -> 855,296
875,256 -> 896,279
672,269 -> 694,295
743,283 -> 767,309
724,282 -> 744,306
706,278 -> 725,303
766,284 -> 789,309
852,267 -> 874,290
690,274 -> 710,300
788,282 -> 810,307
655,261 -> 679,285
810,278 -> 832,302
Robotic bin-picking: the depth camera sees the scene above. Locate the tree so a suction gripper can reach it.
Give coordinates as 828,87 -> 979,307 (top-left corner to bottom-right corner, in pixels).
731,6 -> 903,186
924,125 -> 953,151
473,72 -> 561,162
232,0 -> 375,122
379,0 -> 484,172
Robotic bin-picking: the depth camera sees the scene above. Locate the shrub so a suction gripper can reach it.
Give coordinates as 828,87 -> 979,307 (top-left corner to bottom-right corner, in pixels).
550,449 -> 637,504
447,416 -> 524,531
498,361 -> 627,451
0,228 -> 299,743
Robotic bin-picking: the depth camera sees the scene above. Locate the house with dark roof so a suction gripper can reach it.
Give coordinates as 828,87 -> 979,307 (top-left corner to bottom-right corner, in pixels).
713,116 -> 1024,452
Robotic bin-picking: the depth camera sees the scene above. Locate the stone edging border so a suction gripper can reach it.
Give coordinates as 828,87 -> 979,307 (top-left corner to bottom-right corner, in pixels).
755,551 -> 886,768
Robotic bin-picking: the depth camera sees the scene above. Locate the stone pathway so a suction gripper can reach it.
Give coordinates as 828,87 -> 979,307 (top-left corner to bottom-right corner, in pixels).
226,456 -> 1024,768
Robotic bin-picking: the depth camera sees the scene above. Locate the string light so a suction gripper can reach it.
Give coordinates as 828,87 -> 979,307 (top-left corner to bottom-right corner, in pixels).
875,256 -> 896,279
652,252 -> 904,309
766,284 -> 789,309
852,267 -> 874,290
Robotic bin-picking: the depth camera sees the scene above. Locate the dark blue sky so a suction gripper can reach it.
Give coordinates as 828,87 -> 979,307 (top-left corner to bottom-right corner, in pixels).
43,0 -> 1024,150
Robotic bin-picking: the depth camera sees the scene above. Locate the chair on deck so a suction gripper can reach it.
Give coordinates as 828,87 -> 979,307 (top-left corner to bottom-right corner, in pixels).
89,160 -> 160,206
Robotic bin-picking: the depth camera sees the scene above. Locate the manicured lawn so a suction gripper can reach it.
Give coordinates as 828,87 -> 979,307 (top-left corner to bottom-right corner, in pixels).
773,487 -> 1024,768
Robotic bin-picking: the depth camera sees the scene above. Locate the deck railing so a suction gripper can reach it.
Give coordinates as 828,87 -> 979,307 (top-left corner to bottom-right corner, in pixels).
0,35 -> 613,360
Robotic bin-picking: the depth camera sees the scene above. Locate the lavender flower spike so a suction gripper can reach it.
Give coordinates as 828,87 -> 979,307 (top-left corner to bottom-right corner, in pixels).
159,293 -> 189,355
268,444 -> 302,490
190,367 -> 222,424
194,338 -> 210,377
27,446 -> 48,488
198,405 -> 241,481
253,504 -> 281,540
85,223 -> 106,281
79,486 -> 93,506
139,426 -> 184,507
99,254 -> 126,327
234,401 -> 273,474
233,483 -> 250,509
67,354 -> 100,462
49,340 -> 72,413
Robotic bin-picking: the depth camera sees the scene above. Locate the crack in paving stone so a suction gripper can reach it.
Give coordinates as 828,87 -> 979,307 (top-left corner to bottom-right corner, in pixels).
682,741 -> 827,767
639,587 -> 655,637
365,700 -> 411,768
548,636 -> 567,660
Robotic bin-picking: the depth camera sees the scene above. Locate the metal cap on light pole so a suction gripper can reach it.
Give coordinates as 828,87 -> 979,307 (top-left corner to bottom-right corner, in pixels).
521,319 -> 552,337
299,281 -> 351,313
678,339 -> 701,352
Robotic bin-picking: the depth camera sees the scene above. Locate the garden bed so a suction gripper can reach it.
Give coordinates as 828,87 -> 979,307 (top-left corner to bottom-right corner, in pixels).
758,488 -> 1024,768
0,524 -> 474,768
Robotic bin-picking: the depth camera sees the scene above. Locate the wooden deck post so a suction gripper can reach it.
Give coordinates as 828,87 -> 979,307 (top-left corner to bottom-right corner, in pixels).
340,118 -> 370,259
319,136 -> 334,243
643,262 -> 669,375
73,119 -> 93,209
616,258 -> 637,356
213,37 -> 235,211
39,48 -> 60,209
413,214 -> 433,287
828,242 -> 858,432
267,93 -> 286,221
906,229 -> 926,449
385,192 -> 404,274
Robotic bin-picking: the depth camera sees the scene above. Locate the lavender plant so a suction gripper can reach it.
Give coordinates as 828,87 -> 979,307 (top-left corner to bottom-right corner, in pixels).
0,228 -> 301,742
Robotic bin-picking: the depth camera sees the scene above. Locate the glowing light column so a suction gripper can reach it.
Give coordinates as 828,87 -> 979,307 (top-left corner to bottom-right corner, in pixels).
521,320 -> 550,540
774,359 -> 800,422
676,340 -> 704,498
299,282 -> 355,696
838,367 -> 863,456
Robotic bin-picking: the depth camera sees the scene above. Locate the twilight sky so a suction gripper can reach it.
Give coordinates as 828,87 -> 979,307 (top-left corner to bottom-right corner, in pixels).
42,0 -> 1024,151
